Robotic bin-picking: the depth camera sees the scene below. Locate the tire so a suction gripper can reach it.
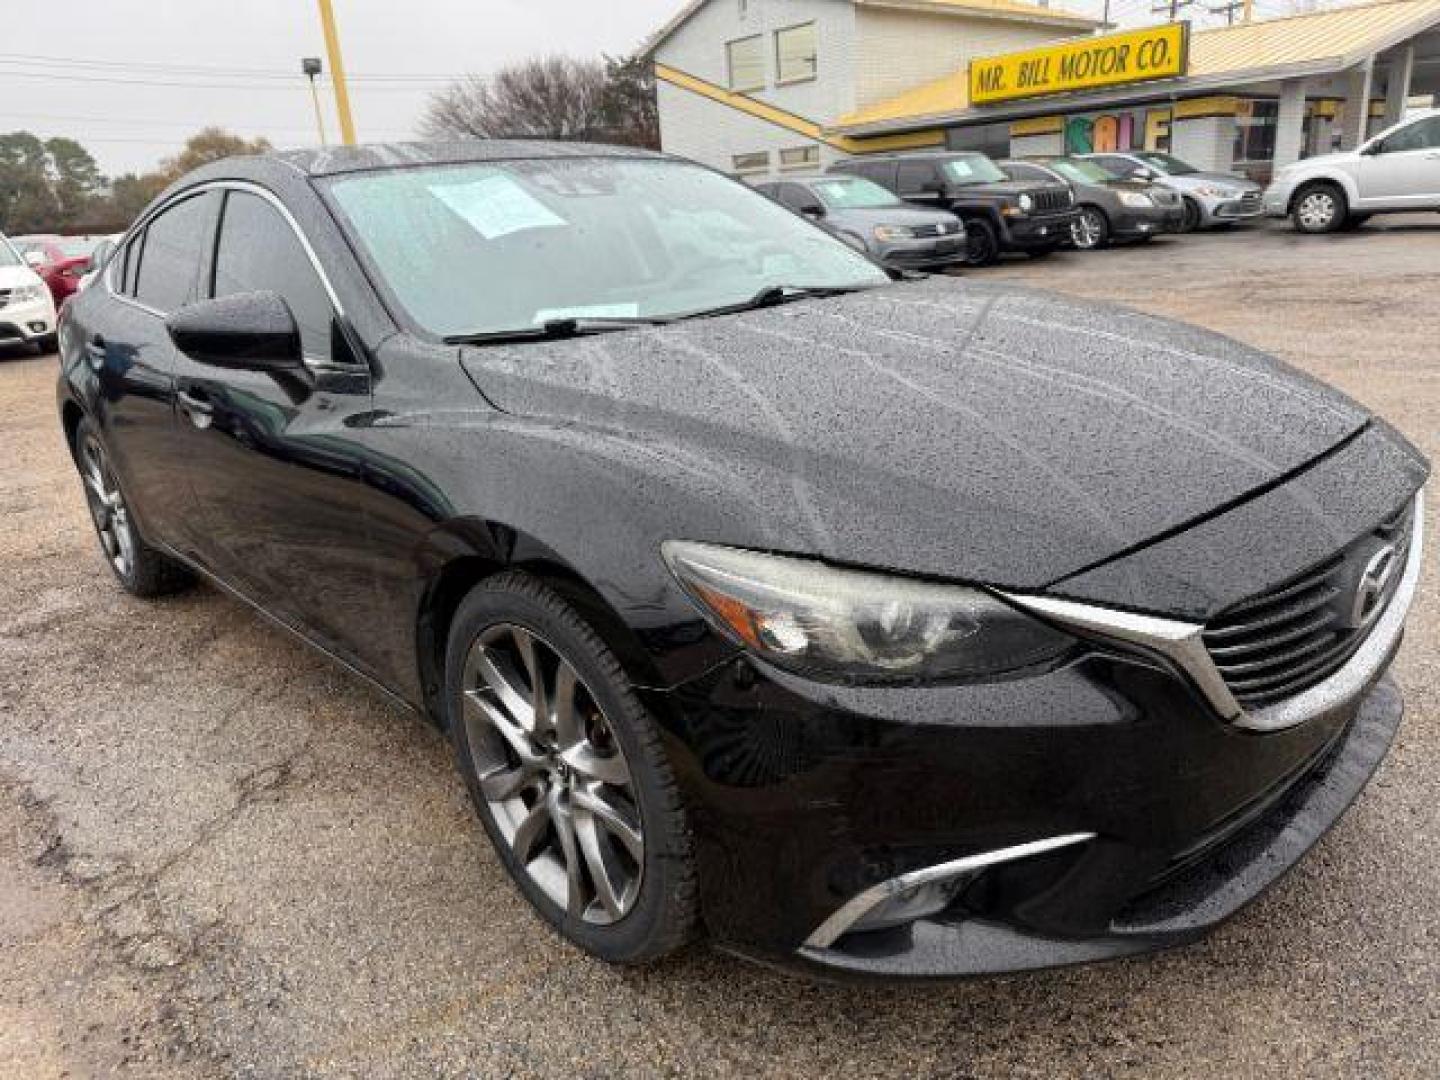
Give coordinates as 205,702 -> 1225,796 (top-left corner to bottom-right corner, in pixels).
445,571 -> 698,963
962,218 -> 1000,267
73,418 -> 193,598
1340,213 -> 1372,231
1070,206 -> 1110,250
1179,197 -> 1203,233
1292,182 -> 1347,233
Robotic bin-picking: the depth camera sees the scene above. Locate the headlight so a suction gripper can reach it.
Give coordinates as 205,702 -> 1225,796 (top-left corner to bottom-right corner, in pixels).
10,284 -> 45,304
1119,192 -> 1154,208
662,542 -> 1076,684
1017,194 -> 1034,212
873,224 -> 915,241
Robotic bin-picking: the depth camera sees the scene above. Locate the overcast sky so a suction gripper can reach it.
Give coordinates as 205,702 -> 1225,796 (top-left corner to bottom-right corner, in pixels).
4,0 -> 1298,179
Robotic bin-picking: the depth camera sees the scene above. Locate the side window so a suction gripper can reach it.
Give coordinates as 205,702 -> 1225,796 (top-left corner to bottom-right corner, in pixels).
1382,117 -> 1440,153
119,231 -> 144,296
896,160 -> 937,196
861,162 -> 898,189
212,190 -> 335,362
1004,163 -> 1045,183
777,184 -> 816,213
133,193 -> 217,312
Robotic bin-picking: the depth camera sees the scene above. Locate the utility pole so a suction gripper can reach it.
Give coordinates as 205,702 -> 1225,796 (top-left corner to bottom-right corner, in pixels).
302,57 -> 327,146
1209,0 -> 1245,23
315,0 -> 357,145
1150,0 -> 1195,21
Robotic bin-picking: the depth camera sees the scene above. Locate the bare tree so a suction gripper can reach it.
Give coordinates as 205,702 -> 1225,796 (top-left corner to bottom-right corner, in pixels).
421,54 -> 659,148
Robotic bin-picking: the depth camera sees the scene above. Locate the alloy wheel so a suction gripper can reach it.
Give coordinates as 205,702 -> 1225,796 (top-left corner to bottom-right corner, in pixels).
461,624 -> 644,925
79,434 -> 136,578
1298,191 -> 1338,231
1071,209 -> 1105,250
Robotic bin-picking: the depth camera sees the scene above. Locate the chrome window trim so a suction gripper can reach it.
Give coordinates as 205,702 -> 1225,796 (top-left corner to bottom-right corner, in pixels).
801,833 -> 1096,952
1000,489 -> 1425,732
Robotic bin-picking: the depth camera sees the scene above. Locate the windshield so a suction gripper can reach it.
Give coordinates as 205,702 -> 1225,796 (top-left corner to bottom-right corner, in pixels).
941,155 -> 1008,187
809,176 -> 902,210
0,234 -> 20,269
325,157 -> 889,338
1132,152 -> 1197,176
1048,159 -> 1116,185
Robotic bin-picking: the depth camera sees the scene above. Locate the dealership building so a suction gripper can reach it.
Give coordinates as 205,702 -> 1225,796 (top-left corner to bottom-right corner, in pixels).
645,0 -> 1440,180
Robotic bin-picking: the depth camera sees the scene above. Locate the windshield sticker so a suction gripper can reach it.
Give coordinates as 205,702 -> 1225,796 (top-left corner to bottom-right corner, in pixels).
428,174 -> 567,239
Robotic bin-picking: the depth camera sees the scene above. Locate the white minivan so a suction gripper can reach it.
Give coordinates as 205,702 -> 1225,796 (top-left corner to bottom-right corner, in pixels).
0,230 -> 59,352
1264,109 -> 1440,232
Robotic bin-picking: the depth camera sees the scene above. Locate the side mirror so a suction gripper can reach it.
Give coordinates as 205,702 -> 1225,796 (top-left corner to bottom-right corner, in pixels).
167,291 -> 304,373
799,202 -> 825,219
1360,140 -> 1383,156
24,251 -> 46,269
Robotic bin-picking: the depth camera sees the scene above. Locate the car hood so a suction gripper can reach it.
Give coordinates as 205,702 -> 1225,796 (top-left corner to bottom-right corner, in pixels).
1166,172 -> 1261,192
459,278 -> 1369,591
0,264 -> 44,290
830,206 -> 961,228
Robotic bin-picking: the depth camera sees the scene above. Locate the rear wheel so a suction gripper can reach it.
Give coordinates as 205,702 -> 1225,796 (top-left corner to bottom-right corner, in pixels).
1292,182 -> 1346,233
74,418 -> 192,597
1070,206 -> 1110,250
445,572 -> 697,963
962,218 -> 1000,267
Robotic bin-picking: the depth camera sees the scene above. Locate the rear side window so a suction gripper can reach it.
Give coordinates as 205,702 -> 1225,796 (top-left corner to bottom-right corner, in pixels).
896,160 -> 936,195
118,232 -> 144,295
212,190 -> 335,361
133,193 -> 217,312
1004,163 -> 1048,183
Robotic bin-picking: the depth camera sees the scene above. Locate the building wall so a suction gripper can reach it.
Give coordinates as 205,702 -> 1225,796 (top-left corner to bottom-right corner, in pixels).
1170,116 -> 1237,173
655,0 -> 857,177
1011,131 -> 1063,157
853,7 -> 1078,109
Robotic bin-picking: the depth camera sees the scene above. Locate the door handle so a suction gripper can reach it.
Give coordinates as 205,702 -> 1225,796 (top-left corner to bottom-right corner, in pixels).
176,388 -> 214,427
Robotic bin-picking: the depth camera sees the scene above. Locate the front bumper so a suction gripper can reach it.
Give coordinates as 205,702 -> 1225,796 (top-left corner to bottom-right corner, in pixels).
647,513 -> 1417,978
875,234 -> 968,268
1112,204 -> 1185,238
1263,181 -> 1296,217
1001,210 -> 1079,249
0,294 -> 58,345
1202,191 -> 1266,222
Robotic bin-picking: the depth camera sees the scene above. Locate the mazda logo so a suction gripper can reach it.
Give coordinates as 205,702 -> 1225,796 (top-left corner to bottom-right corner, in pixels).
1345,542 -> 1399,631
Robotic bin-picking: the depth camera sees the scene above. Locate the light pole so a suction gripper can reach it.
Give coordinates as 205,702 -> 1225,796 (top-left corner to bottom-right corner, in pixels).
302,57 -> 327,146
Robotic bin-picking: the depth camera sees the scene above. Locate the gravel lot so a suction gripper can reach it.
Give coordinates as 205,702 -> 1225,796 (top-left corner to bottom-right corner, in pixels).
3,217 -> 1438,1079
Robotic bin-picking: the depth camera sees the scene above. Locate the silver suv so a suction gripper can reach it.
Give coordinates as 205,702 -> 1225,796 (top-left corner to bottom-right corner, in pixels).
1264,109 -> 1440,233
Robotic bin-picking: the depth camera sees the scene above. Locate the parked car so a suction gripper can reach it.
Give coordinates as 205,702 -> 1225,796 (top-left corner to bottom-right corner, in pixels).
755,174 -> 967,269
1000,157 -> 1185,250
13,234 -> 105,306
58,142 -> 1427,980
1264,109 -> 1440,233
1080,151 -> 1264,232
829,151 -> 1077,266
0,230 -> 59,353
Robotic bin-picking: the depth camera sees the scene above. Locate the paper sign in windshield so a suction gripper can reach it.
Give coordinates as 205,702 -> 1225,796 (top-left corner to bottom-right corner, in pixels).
428,174 -> 566,240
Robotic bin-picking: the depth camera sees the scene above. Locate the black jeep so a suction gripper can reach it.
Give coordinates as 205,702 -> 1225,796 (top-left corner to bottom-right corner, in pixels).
829,151 -> 1078,267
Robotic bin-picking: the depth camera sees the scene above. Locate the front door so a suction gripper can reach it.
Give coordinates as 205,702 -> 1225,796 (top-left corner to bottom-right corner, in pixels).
1358,115 -> 1440,207
169,185 -> 380,669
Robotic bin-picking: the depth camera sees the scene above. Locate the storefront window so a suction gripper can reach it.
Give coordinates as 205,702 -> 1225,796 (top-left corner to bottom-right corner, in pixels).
1234,100 -> 1277,163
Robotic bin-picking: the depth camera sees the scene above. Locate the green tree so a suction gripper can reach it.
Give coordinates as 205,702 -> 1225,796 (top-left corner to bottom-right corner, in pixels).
44,137 -> 103,223
0,131 -> 60,233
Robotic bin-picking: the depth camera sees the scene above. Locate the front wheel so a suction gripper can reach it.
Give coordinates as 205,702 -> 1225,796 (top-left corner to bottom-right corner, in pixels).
445,572 -> 698,963
1179,197 -> 1203,233
1292,183 -> 1347,233
1070,206 -> 1110,250
962,218 -> 1000,267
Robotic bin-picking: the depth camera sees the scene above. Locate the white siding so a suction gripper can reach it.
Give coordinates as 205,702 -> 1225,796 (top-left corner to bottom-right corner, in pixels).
854,7 -> 1080,109
1170,116 -> 1237,173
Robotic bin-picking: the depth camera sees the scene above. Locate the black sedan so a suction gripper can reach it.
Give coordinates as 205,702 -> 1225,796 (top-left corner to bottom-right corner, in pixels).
56,142 -> 1427,979
1001,156 -> 1186,249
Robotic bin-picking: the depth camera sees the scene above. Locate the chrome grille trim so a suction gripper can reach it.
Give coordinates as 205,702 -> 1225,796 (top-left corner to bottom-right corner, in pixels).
999,491 -> 1424,732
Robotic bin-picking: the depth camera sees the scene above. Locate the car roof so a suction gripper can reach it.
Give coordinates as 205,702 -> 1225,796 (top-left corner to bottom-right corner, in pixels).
834,150 -> 987,164
267,140 -> 668,178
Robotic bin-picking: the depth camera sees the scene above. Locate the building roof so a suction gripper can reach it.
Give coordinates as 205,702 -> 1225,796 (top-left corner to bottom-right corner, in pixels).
833,0 -> 1440,133
641,0 -> 1096,59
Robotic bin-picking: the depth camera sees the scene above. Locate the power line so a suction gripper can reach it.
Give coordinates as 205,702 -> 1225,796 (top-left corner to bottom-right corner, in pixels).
0,54 -> 462,83
0,68 -> 444,92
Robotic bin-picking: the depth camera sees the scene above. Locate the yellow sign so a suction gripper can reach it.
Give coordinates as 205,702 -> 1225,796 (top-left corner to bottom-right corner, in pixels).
969,23 -> 1190,107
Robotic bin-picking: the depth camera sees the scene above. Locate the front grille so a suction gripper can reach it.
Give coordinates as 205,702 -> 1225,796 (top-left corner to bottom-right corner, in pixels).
1029,187 -> 1072,214
1202,502 -> 1414,708
0,288 -> 11,309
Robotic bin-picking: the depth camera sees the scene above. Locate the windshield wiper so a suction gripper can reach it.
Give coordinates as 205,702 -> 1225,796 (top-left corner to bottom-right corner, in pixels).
445,316 -> 668,346
670,283 -> 875,323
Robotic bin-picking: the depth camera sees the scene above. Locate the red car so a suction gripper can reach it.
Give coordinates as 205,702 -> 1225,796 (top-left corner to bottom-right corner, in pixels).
13,235 -> 104,306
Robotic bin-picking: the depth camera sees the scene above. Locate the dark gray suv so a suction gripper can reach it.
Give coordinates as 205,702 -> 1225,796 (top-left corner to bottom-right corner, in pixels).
755,174 -> 967,269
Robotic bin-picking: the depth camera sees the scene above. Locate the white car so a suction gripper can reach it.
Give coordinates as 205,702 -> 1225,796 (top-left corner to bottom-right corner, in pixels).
0,230 -> 59,353
1264,109 -> 1440,233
